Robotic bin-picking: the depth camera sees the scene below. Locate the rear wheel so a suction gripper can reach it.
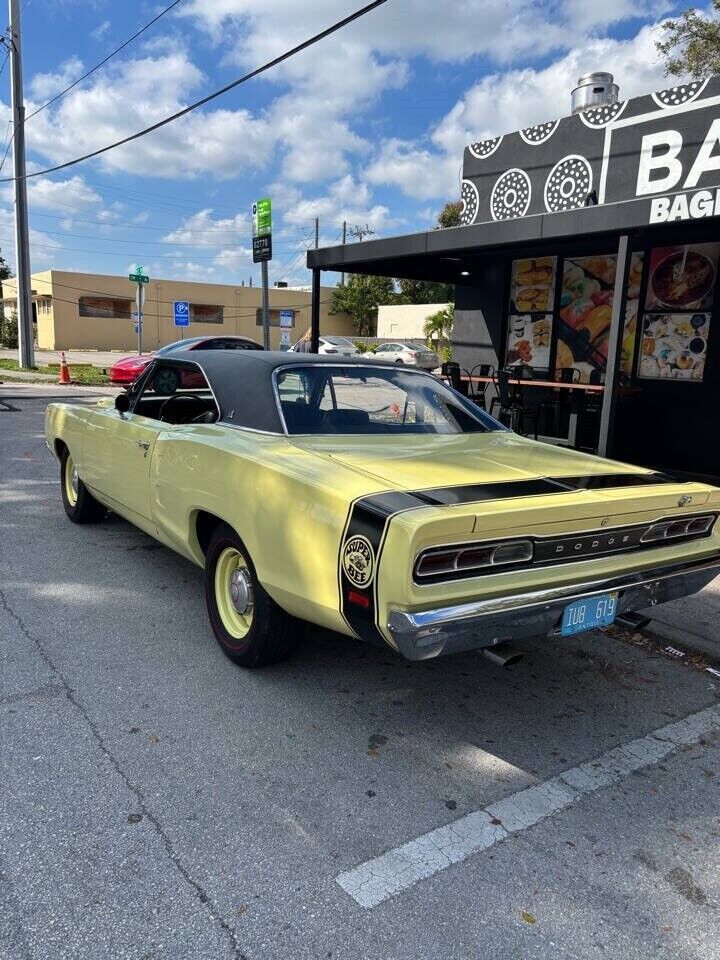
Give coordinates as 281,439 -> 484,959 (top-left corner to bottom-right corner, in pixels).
60,448 -> 106,523
204,523 -> 300,667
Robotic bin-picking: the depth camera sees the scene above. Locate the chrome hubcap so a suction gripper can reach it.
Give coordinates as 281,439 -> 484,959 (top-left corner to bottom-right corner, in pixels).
71,468 -> 79,496
230,568 -> 251,614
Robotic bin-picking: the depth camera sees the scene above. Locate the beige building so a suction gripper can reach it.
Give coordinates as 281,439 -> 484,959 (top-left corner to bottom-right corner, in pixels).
2,270 -> 353,352
377,302 -> 449,340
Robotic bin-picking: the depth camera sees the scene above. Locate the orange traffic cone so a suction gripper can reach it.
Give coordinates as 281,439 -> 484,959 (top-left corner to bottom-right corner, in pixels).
58,351 -> 72,385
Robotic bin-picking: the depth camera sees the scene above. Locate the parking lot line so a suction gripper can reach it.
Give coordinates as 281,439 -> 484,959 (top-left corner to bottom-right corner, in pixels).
336,703 -> 720,909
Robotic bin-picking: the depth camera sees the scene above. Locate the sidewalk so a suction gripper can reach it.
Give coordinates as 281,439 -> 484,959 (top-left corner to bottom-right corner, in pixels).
0,347 -> 125,368
640,576 -> 720,659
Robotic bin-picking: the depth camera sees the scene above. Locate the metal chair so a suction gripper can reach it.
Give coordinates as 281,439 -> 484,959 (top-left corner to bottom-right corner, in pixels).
443,361 -> 470,397
493,368 -> 538,437
469,363 -> 494,410
538,367 -> 580,437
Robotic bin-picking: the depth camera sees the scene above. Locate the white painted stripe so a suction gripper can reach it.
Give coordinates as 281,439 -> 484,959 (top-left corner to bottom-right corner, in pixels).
336,703 -> 720,908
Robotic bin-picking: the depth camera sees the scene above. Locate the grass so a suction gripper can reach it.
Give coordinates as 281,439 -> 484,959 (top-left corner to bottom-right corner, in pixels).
0,358 -> 110,385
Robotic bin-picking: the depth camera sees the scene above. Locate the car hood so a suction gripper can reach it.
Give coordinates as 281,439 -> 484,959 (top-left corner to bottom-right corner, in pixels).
111,354 -> 154,370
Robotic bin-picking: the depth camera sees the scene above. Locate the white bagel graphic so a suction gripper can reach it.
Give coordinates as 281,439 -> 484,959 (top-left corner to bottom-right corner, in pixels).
544,155 -> 593,213
519,120 -> 559,145
460,179 -> 480,225
468,136 -> 502,159
490,168 -> 532,221
578,100 -> 627,128
652,79 -> 709,108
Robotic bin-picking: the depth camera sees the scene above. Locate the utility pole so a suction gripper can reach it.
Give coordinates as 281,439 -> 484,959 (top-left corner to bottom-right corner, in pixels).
348,223 -> 375,242
8,0 -> 33,368
314,217 -> 319,249
341,220 -> 346,286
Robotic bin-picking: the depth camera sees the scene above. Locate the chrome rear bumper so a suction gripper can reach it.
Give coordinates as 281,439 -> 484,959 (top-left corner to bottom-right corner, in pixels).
387,554 -> 720,660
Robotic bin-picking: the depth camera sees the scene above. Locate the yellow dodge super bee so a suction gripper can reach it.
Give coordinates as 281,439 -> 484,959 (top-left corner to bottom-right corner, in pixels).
45,352 -> 720,668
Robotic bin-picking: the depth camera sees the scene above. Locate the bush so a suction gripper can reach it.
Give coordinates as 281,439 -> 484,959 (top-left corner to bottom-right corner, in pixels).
353,340 -> 371,353
0,311 -> 18,349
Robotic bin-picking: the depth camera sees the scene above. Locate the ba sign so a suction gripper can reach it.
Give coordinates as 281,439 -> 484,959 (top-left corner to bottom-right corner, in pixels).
252,197 -> 272,263
174,301 -> 190,326
279,309 -> 294,328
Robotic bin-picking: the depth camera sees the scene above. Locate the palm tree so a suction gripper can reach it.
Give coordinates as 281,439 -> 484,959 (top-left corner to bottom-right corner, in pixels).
423,303 -> 454,359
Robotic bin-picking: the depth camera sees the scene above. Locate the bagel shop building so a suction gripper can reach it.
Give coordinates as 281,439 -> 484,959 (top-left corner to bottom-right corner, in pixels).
307,75 -> 720,483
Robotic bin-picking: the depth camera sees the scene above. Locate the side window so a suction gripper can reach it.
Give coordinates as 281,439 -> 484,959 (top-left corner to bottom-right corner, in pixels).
132,363 -> 219,425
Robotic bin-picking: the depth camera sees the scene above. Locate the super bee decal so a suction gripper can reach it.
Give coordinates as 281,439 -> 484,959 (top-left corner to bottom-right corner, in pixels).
343,536 -> 375,587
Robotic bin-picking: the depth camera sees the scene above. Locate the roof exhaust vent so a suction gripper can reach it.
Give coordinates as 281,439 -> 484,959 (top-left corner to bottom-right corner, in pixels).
571,72 -> 619,115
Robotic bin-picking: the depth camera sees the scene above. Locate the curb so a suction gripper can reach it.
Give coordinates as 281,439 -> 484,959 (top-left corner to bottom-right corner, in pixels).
642,617 -> 720,662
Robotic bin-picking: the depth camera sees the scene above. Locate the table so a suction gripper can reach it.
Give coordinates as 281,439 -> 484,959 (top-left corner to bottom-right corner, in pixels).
462,375 -> 604,447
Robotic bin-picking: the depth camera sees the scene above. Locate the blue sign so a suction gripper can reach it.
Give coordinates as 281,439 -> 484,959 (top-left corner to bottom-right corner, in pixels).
174,301 -> 190,326
279,309 -> 293,328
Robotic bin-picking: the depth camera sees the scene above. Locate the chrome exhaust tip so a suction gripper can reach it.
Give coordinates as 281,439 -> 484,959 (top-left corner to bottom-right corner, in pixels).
481,642 -> 525,667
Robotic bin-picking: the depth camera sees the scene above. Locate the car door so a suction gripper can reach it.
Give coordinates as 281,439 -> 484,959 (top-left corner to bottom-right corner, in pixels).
96,363 -> 171,531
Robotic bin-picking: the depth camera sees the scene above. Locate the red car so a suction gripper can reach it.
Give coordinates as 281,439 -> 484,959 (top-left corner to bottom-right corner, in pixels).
109,335 -> 263,387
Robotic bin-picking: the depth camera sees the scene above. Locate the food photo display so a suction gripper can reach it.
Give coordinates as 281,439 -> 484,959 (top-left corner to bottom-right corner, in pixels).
555,254 -> 644,383
638,313 -> 710,381
506,314 -> 552,369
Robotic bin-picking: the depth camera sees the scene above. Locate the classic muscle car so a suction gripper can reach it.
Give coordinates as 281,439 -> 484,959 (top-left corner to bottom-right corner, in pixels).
45,352 -> 720,668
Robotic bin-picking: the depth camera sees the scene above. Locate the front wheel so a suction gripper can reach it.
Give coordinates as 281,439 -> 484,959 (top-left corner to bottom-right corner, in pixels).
204,523 -> 300,667
60,448 -> 106,523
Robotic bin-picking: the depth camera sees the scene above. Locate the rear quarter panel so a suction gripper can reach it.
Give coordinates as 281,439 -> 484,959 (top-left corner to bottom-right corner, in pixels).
149,426 -> 391,635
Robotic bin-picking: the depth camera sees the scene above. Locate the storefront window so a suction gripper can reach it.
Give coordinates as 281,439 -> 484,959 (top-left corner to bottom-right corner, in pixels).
505,258 -> 556,371
554,253 -> 644,382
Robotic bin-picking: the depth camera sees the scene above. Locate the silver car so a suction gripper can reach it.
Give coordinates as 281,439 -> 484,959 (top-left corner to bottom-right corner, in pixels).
369,341 -> 439,370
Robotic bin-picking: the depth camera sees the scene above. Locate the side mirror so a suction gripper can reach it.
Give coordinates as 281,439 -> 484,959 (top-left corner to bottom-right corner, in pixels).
115,393 -> 130,414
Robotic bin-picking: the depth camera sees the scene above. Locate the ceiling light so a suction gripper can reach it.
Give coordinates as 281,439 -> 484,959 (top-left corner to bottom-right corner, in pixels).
460,270 -> 470,276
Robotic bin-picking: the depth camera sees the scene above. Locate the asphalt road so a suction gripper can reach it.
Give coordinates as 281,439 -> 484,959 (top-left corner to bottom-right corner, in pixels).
2,384 -> 720,960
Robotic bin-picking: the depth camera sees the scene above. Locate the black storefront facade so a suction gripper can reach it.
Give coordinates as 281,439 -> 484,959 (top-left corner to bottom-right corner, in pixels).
308,76 -> 720,482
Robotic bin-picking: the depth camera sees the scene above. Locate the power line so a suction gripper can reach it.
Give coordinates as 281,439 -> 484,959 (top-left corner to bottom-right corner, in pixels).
25,0 -> 185,122
0,0 -> 389,184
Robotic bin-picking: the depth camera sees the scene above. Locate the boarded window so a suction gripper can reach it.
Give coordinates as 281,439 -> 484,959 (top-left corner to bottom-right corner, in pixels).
78,296 -> 132,319
190,303 -> 223,324
255,308 -> 296,327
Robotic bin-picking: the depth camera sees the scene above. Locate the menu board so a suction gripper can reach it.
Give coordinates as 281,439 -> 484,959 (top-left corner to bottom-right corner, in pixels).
645,243 -> 719,312
638,312 -> 710,381
555,253 -> 644,382
509,257 -> 556,313
506,315 -> 551,369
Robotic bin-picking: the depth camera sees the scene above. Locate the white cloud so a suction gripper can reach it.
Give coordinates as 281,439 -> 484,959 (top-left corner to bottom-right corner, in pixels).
365,23 -> 672,201
162,208 -> 249,247
23,52 -> 272,180
91,20 -> 111,41
281,175 -> 396,232
27,176 -> 103,212
29,57 -> 84,101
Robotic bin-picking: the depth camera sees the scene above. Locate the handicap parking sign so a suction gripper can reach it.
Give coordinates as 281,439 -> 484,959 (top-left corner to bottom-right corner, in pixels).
174,301 -> 190,326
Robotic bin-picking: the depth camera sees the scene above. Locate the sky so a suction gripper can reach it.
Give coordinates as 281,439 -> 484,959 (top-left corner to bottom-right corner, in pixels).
0,0 -> 694,289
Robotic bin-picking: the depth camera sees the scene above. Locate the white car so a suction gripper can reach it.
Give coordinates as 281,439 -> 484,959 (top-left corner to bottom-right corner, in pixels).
368,341 -> 439,370
290,336 -> 359,355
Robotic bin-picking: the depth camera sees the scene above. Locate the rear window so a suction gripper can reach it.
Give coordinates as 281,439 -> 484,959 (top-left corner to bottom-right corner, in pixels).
275,365 -> 501,435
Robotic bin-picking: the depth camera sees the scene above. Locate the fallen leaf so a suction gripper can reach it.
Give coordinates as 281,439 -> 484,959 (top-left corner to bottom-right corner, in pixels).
490,817 -> 502,826
367,748 -> 379,758
521,911 -> 537,924
148,735 -> 159,745
236,905 -> 248,917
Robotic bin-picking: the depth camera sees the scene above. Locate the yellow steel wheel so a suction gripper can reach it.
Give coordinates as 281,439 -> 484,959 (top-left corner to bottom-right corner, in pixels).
64,453 -> 79,508
214,546 -> 254,640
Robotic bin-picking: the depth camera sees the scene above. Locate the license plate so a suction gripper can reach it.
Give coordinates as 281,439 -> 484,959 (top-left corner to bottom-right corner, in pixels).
561,592 -> 618,636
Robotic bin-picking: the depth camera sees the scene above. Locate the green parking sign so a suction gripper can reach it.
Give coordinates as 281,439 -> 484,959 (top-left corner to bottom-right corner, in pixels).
252,198 -> 272,237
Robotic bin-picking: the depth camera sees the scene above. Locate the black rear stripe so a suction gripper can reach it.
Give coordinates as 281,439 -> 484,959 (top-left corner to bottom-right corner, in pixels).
338,471 -> 679,645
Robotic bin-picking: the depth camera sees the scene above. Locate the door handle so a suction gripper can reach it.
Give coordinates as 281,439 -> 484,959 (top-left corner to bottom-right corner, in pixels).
136,440 -> 151,451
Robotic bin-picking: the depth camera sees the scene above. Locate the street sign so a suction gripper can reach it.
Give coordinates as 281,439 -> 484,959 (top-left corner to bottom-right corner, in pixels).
133,322 -> 140,334
252,235 -> 272,263
280,329 -> 291,349
279,309 -> 293,328
129,265 -> 150,284
131,311 -> 140,321
174,301 -> 190,326
252,198 -> 272,237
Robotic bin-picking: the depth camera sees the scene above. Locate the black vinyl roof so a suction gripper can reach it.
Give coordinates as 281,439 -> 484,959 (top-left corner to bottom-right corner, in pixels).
164,349 -> 404,433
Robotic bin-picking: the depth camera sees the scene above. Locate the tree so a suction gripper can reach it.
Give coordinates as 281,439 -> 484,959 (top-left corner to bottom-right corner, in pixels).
331,274 -> 396,336
656,1 -> 720,77
396,277 -> 455,305
423,303 -> 454,361
437,201 -> 462,228
0,252 -> 13,347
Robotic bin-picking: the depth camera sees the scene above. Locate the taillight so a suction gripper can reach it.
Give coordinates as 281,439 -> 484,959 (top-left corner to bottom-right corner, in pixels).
641,514 -> 715,543
415,539 -> 533,580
